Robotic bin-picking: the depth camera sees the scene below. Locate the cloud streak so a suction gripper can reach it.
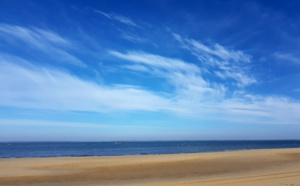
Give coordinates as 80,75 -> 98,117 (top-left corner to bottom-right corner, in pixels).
109,50 -> 200,74
173,33 -> 256,87
120,33 -> 147,43
109,50 -> 300,125
274,52 -> 300,64
94,10 -> 140,27
1,54 -> 300,125
0,23 -> 299,126
0,59 -> 179,113
0,24 -> 85,67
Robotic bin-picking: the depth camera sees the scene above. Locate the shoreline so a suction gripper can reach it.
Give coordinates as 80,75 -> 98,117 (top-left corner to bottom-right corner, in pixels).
1,148 -> 300,185
2,146 -> 300,159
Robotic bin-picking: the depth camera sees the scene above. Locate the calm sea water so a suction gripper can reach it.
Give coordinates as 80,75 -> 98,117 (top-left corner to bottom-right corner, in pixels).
1,140 -> 300,158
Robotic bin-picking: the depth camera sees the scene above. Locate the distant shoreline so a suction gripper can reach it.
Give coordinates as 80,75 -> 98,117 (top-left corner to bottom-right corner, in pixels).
1,140 -> 300,159
2,139 -> 300,142
1,146 -> 300,159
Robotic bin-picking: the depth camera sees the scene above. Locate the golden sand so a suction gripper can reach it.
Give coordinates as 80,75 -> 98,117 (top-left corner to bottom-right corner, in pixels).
0,148 -> 300,186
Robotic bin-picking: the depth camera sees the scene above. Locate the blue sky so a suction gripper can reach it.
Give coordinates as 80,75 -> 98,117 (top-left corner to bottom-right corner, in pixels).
1,0 -> 300,141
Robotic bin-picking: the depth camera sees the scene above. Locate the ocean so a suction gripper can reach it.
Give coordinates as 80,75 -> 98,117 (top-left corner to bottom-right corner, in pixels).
1,140 -> 300,158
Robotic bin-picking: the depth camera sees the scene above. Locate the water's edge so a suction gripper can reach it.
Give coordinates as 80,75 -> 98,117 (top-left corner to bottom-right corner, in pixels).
1,140 -> 300,159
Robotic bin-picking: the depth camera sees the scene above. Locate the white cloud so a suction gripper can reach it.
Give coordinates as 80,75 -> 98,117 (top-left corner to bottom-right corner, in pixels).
94,10 -> 140,27
215,70 -> 256,87
173,33 -> 255,87
109,50 -> 222,104
173,33 -> 251,63
0,24 -> 85,67
109,50 -> 200,74
0,49 -> 299,125
0,60 -> 179,113
109,50 -> 300,125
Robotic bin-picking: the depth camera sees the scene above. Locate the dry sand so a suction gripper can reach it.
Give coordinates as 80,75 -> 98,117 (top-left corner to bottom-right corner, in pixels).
0,148 -> 300,186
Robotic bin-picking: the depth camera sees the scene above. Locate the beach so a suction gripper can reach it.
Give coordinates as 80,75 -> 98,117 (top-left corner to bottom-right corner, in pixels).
0,148 -> 299,186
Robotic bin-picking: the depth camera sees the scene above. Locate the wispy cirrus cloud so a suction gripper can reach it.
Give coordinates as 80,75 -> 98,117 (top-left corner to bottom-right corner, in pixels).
173,33 -> 256,87
109,50 -> 200,74
109,50 -> 220,106
0,59 -> 180,113
0,24 -> 70,47
1,52 -> 300,125
0,24 -> 85,67
174,34 -> 250,63
94,10 -> 140,28
109,50 -> 300,125
218,95 -> 300,125
120,32 -> 147,43
274,52 -> 300,64
0,22 -> 299,125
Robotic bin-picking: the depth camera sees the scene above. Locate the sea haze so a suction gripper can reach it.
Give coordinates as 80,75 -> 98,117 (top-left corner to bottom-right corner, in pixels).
1,140 -> 300,158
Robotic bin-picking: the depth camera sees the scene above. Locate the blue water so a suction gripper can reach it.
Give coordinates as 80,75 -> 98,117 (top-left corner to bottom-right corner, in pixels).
1,140 -> 300,158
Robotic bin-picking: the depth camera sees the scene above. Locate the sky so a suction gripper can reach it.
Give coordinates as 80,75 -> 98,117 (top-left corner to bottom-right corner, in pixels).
0,0 -> 300,141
